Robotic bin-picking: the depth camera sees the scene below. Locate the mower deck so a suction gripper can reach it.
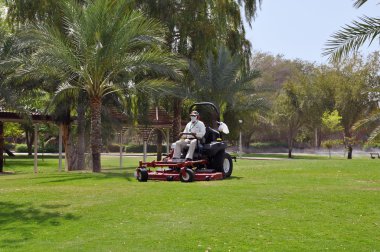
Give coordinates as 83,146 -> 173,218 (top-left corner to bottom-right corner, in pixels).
137,160 -> 224,182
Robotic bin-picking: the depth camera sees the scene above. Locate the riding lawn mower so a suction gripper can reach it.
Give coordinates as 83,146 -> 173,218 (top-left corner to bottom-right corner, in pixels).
135,102 -> 234,182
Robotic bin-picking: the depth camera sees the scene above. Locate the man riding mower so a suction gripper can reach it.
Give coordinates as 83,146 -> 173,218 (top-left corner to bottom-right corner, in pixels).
135,102 -> 234,182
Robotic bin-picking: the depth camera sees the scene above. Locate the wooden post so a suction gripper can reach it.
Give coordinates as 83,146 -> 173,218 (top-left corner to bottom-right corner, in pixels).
143,140 -> 147,162
34,124 -> 38,173
119,131 -> 123,169
166,128 -> 170,154
0,121 -> 4,173
58,125 -> 63,172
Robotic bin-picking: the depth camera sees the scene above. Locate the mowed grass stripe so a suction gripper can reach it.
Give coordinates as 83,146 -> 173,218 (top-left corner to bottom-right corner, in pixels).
0,156 -> 379,251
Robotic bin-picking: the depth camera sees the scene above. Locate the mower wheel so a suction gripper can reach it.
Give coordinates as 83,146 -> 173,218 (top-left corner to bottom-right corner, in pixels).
180,168 -> 195,182
221,153 -> 233,178
136,168 -> 148,182
211,151 -> 233,178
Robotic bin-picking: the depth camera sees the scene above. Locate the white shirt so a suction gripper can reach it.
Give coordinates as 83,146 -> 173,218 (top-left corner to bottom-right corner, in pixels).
183,120 -> 206,139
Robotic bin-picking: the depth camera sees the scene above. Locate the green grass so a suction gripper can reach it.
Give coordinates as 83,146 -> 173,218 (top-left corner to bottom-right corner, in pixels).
243,153 -> 352,160
1,156 -> 380,251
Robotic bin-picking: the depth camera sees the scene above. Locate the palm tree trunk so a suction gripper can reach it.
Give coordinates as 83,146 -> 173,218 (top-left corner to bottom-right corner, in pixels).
288,129 -> 294,159
25,126 -> 34,156
76,97 -> 86,170
344,128 -> 353,160
172,97 -> 182,142
61,123 -> 72,171
90,98 -> 102,172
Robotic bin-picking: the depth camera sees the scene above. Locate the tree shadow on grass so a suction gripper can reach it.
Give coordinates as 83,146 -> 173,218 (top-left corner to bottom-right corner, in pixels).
37,168 -> 135,184
0,201 -> 79,249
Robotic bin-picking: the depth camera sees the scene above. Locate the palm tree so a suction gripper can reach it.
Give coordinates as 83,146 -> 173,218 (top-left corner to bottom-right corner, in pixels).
189,47 -> 261,119
15,0 -> 183,172
324,0 -> 380,61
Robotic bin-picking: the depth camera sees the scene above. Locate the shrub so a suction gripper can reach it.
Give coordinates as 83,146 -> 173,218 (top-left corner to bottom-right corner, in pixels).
15,144 -> 29,153
4,142 -> 15,150
107,144 -> 122,152
15,143 -> 59,153
41,144 -> 59,153
250,142 -> 287,149
125,144 -> 157,153
363,142 -> 380,151
322,139 -> 343,158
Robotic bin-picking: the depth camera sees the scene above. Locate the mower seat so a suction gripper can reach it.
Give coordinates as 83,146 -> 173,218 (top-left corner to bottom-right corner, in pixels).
203,127 -> 220,144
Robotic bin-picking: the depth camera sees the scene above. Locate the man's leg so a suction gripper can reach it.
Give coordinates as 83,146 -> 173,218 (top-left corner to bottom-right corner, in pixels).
173,140 -> 187,159
185,139 -> 197,160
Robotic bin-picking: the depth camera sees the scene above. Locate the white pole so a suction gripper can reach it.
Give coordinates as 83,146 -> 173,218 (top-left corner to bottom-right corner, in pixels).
34,124 -> 38,173
143,140 -> 147,162
238,120 -> 243,158
119,131 -> 123,169
58,125 -> 63,172
239,130 -> 242,158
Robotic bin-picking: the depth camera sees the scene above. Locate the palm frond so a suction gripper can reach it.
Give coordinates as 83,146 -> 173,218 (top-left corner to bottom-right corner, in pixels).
368,124 -> 380,141
354,0 -> 369,8
324,16 -> 380,62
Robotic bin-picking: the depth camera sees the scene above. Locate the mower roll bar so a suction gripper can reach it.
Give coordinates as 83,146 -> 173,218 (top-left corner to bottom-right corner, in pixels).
189,102 -> 220,121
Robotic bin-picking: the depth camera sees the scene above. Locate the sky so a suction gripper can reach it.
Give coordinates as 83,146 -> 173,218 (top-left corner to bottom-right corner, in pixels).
246,0 -> 380,64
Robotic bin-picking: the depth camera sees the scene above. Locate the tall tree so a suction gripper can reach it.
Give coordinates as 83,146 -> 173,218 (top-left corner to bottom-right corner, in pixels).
13,0 -> 182,172
273,81 -> 304,158
135,0 -> 262,141
320,55 -> 375,159
272,60 -> 318,158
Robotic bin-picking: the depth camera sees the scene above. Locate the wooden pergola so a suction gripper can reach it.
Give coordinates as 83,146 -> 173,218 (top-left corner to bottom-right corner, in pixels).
0,110 -> 59,173
101,106 -> 174,169
133,107 -> 174,162
0,107 -> 176,172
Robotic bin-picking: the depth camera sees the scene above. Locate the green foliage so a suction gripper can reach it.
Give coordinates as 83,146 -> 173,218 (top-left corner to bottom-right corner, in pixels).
15,143 -> 58,153
136,0 -> 261,67
250,142 -> 287,149
321,110 -> 343,132
324,0 -> 380,62
4,123 -> 23,140
15,144 -> 28,153
10,0 -> 184,171
189,46 -> 261,120
321,139 -> 343,149
362,141 -> 380,150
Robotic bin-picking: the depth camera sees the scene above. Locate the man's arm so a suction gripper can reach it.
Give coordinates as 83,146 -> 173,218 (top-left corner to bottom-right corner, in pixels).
195,122 -> 206,139
179,122 -> 190,138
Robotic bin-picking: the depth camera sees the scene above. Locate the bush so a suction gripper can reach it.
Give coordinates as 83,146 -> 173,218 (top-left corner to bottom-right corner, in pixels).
41,144 -> 59,153
125,144 -> 157,153
107,144 -> 122,152
4,142 -> 15,150
15,143 -> 59,153
250,142 -> 287,149
15,144 -> 29,153
363,142 -> 380,151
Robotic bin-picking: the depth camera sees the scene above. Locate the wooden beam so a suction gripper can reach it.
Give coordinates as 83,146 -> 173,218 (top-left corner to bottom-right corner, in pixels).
143,140 -> 147,162
0,121 -> 3,172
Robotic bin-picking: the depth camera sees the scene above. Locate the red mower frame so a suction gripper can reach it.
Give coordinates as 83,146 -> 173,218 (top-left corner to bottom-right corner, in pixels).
136,159 -> 225,182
